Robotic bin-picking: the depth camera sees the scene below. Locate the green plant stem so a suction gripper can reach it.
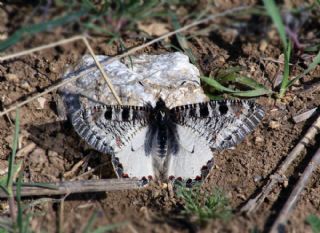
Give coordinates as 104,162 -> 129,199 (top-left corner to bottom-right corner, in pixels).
7,109 -> 20,226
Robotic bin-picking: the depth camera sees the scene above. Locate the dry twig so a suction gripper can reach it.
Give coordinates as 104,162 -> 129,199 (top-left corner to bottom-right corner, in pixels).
269,146 -> 320,233
0,179 -> 141,198
0,5 -> 250,117
70,162 -> 109,181
15,142 -> 36,158
241,115 -> 320,213
63,154 -> 91,179
81,36 -> 122,105
0,35 -> 84,61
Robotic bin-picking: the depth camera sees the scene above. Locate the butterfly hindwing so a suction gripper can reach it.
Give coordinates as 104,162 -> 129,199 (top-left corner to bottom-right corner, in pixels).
168,125 -> 213,180
112,127 -> 153,179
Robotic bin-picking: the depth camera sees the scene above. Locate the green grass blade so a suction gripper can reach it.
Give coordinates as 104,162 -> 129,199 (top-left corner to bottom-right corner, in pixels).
231,89 -> 272,97
201,76 -> 272,97
221,74 -> 268,90
171,13 -> 197,65
175,184 -> 231,224
0,10 -> 86,51
0,217 -> 13,232
306,215 -> 320,233
6,109 -> 20,190
289,49 -> 320,86
201,76 -> 236,93
304,44 -> 320,52
0,163 -> 22,189
82,212 -> 98,233
263,0 -> 287,48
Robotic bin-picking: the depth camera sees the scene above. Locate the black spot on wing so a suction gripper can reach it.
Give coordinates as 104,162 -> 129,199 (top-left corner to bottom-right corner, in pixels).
121,107 -> 130,121
218,102 -> 229,115
189,105 -> 196,117
104,108 -> 112,120
200,104 -> 209,117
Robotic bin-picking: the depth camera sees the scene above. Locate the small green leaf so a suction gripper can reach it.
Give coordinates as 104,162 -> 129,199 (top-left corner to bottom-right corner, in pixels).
221,75 -> 268,90
232,89 -> 273,97
201,76 -> 272,97
201,76 -> 236,93
306,215 -> 320,233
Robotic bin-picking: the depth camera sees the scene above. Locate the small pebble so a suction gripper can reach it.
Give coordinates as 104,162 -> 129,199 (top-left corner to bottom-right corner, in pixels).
259,40 -> 268,52
255,136 -> 264,143
5,73 -> 19,83
254,175 -> 262,182
269,121 -> 280,129
36,97 -> 47,109
20,81 -> 32,91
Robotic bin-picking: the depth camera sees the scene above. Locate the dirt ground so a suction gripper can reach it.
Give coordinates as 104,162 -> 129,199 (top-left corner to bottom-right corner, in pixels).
0,1 -> 320,233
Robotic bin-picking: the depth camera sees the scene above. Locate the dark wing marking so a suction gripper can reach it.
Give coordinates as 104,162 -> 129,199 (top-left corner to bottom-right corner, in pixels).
171,100 -> 265,150
72,104 -> 151,154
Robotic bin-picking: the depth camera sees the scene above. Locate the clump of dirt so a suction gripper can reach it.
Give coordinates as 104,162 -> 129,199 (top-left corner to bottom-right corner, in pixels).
0,2 -> 320,233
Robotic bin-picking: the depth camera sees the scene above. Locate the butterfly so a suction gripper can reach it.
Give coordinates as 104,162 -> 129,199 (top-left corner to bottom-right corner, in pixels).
71,99 -> 264,185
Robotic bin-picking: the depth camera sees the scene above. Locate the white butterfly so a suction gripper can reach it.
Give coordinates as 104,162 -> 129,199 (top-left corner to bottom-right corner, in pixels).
72,99 -> 264,185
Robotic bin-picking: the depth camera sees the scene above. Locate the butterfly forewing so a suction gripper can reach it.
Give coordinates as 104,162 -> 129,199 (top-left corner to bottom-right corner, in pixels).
72,104 -> 151,154
171,100 -> 265,150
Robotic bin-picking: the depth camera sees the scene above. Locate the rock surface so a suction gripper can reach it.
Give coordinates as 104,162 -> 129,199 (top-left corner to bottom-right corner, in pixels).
58,52 -> 208,118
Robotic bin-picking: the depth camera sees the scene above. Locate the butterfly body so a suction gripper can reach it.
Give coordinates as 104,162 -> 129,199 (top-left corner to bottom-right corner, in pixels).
72,99 -> 264,184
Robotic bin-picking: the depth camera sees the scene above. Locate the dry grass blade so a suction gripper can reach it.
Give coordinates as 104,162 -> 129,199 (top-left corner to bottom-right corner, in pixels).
81,36 -> 122,105
0,179 -> 141,198
0,35 -> 84,61
0,5 -> 250,117
269,146 -> 320,233
241,115 -> 320,213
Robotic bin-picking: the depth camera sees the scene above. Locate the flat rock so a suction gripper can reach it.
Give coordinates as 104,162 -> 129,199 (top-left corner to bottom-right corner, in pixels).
58,52 -> 208,119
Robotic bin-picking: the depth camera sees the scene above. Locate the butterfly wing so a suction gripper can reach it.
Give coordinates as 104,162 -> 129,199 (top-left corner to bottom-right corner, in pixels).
72,104 -> 154,179
171,100 -> 265,150
112,126 -> 153,179
168,125 -> 213,180
169,100 -> 264,181
72,104 -> 151,154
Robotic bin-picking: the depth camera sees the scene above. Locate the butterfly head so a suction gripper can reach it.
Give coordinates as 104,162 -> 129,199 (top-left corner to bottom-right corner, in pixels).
155,98 -> 166,107
153,98 -> 171,124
